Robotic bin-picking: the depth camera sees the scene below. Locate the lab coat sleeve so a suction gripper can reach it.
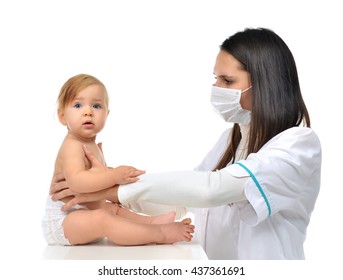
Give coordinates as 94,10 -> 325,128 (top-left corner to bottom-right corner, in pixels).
118,169 -> 247,208
120,128 -> 233,217
225,127 -> 322,226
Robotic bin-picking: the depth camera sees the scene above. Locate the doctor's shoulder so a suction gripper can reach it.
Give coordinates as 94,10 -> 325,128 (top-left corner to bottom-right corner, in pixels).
274,126 -> 320,147
262,126 -> 322,161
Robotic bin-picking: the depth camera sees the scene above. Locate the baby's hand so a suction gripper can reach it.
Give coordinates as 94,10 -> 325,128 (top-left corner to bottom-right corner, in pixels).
112,165 -> 145,184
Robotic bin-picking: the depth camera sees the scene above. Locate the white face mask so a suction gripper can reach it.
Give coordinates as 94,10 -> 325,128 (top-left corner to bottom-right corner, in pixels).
210,85 -> 252,124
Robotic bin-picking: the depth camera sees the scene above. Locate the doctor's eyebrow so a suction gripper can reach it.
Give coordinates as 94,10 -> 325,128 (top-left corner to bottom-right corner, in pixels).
213,72 -> 234,79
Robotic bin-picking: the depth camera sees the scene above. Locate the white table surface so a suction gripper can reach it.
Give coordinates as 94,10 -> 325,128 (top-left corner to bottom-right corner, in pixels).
42,239 -> 208,260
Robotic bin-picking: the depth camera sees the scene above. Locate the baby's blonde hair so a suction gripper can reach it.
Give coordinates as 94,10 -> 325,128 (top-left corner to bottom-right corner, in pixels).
57,74 -> 109,110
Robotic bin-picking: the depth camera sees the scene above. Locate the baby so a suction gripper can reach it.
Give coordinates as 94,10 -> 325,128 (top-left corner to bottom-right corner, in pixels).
42,74 -> 194,246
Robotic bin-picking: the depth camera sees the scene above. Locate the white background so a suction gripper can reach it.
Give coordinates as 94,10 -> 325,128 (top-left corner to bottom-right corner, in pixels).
1,0 -> 342,278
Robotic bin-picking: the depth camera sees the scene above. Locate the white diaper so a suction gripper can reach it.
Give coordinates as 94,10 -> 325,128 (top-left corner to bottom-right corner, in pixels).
42,196 -> 86,246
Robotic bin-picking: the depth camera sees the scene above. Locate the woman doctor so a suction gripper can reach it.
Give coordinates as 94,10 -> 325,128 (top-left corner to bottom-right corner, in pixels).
52,28 -> 322,260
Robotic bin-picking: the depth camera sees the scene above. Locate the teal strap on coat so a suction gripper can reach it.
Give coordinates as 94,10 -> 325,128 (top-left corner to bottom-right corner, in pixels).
235,162 -> 271,216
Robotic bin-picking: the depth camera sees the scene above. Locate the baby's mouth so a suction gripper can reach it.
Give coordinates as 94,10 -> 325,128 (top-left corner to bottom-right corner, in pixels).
83,121 -> 94,127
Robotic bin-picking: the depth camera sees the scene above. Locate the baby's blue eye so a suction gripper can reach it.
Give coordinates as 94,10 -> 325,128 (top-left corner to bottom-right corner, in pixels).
73,103 -> 82,108
93,103 -> 102,109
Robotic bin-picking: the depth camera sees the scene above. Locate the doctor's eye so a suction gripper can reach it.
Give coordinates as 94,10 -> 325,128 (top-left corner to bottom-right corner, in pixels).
224,79 -> 233,85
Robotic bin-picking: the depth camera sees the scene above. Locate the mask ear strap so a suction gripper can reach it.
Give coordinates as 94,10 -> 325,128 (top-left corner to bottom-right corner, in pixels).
241,86 -> 252,93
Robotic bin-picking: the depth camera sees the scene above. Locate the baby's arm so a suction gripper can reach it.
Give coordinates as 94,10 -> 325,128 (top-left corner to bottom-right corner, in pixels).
61,141 -> 144,193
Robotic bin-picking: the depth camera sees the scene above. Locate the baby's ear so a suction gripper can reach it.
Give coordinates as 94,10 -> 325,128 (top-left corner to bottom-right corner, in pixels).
57,109 -> 67,125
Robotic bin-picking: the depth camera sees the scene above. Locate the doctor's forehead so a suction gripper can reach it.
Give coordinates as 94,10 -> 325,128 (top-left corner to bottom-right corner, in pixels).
213,51 -> 244,76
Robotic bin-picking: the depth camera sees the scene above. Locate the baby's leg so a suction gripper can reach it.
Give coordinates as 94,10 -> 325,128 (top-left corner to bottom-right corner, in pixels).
103,217 -> 195,245
103,202 -> 176,225
63,209 -> 108,245
63,209 -> 194,245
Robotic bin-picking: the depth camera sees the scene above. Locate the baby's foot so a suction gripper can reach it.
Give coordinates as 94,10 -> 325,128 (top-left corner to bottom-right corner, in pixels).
150,211 -> 176,224
157,218 -> 195,244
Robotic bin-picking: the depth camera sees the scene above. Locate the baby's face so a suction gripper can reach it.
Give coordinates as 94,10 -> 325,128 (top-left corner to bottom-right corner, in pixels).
59,84 -> 109,140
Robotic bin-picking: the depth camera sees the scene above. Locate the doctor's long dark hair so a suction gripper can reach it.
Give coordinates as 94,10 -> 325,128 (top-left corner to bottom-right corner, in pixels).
214,28 -> 310,170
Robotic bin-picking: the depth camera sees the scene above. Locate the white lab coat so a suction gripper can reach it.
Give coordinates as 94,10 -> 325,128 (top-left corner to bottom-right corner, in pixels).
119,126 -> 321,259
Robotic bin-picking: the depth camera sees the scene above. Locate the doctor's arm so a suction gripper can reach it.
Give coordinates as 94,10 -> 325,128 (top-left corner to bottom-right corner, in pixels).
55,143 -> 248,211
58,170 -> 248,212
118,169 -> 247,208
